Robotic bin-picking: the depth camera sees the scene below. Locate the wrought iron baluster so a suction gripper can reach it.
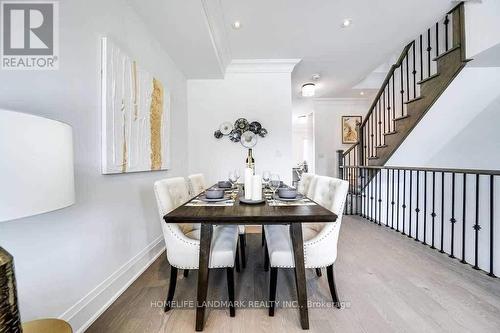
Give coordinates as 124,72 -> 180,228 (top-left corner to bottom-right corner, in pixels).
406,53 -> 410,104
383,90 -> 386,136
378,101 -> 382,147
392,74 -> 396,131
402,170 -> 407,235
397,169 -> 401,231
409,170 -> 413,238
391,169 -> 395,229
431,171 -> 436,249
461,173 -> 467,264
400,63 -> 404,117
415,171 -> 420,241
423,171 -> 428,245
489,175 -> 496,277
370,169 -> 374,222
374,169 -> 378,224
440,172 -> 445,254
473,174 -> 480,270
386,169 -> 390,227
450,173 -> 456,258
378,170 -> 382,226
427,28 -> 432,78
350,167 -> 354,215
419,34 -> 423,82
412,42 -> 417,99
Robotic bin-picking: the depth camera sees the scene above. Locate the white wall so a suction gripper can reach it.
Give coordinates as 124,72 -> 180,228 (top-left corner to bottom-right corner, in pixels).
426,94 -> 500,168
465,0 -> 500,60
313,98 -> 370,177
0,0 -> 188,331
388,67 -> 500,169
187,63 -> 297,184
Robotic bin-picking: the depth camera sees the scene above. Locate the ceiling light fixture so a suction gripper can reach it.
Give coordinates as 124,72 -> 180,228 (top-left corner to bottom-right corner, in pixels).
232,21 -> 241,29
341,18 -> 352,28
301,83 -> 315,97
301,73 -> 321,98
360,91 -> 365,96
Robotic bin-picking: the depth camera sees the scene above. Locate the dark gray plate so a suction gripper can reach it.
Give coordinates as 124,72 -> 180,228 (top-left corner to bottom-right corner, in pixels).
198,195 -> 229,202
273,194 -> 304,202
239,197 -> 266,205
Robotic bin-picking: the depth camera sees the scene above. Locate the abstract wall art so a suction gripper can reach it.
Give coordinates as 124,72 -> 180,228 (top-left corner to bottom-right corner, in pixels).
101,37 -> 170,174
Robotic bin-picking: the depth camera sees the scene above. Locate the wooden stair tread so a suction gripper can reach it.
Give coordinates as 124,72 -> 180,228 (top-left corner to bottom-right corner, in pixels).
368,156 -> 379,160
376,144 -> 388,148
403,96 -> 423,105
433,45 -> 461,61
394,115 -> 410,121
417,73 -> 440,85
384,130 -> 398,136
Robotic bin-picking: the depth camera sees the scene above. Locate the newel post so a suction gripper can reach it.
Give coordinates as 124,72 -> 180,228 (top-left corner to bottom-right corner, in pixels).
337,150 -> 344,180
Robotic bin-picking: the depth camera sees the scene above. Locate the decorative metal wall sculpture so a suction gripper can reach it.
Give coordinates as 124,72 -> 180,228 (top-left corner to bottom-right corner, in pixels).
214,118 -> 267,147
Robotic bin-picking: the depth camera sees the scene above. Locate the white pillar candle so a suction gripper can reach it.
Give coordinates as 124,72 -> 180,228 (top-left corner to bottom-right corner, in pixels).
251,175 -> 262,201
244,168 -> 253,200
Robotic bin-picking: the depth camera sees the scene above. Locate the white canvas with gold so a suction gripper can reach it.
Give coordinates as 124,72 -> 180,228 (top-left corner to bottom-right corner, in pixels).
101,37 -> 170,174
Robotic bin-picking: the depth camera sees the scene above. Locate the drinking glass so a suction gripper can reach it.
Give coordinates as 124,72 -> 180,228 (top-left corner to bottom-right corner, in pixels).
263,170 -> 271,188
269,174 -> 281,204
229,171 -> 238,188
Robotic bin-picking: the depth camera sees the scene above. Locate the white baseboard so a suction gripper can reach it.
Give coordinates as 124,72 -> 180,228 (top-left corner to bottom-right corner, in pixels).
59,236 -> 165,333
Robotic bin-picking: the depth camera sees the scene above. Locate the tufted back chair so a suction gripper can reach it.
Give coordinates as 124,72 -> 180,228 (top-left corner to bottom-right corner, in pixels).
154,177 -> 200,269
188,173 -> 207,197
297,173 -> 315,195
303,176 -> 349,267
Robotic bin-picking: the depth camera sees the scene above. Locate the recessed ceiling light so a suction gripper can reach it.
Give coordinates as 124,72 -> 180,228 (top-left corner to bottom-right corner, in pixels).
360,91 -> 365,96
232,21 -> 241,29
341,18 -> 352,28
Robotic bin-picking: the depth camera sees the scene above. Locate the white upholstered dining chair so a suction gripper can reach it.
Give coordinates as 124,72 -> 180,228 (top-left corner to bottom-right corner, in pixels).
264,176 -> 349,316
297,172 -> 315,196
187,173 -> 248,269
154,177 -> 239,316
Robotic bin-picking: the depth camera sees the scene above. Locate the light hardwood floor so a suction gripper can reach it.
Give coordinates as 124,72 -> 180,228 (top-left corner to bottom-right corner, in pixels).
87,216 -> 500,332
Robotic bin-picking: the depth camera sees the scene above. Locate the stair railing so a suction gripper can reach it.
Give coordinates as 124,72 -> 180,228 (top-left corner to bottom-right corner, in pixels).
341,2 -> 466,169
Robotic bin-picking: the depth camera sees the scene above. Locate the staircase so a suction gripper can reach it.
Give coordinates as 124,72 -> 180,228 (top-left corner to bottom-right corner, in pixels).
341,2 -> 468,168
337,2 -> 500,278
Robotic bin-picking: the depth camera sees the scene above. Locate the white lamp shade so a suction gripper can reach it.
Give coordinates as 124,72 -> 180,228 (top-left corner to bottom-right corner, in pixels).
0,110 -> 75,222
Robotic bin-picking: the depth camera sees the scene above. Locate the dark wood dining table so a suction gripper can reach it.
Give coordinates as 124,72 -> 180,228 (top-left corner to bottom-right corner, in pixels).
163,188 -> 337,331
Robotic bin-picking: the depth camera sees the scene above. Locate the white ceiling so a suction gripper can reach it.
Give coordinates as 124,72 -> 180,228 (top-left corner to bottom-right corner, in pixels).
128,0 -> 455,96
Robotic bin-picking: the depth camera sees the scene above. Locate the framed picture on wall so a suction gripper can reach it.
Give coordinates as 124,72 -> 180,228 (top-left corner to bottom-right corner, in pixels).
341,115 -> 362,144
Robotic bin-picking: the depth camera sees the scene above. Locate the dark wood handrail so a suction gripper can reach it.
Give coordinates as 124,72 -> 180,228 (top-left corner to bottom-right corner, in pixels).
358,40 -> 414,130
342,142 -> 358,156
340,165 -> 500,176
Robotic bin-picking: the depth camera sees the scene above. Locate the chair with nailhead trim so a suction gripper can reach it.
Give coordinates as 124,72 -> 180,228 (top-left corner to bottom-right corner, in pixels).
264,176 -> 349,316
297,172 -> 315,196
154,177 -> 239,316
188,173 -> 248,269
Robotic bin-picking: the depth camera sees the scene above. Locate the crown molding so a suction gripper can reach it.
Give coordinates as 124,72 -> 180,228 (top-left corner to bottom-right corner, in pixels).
226,59 -> 302,74
201,0 -> 232,75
